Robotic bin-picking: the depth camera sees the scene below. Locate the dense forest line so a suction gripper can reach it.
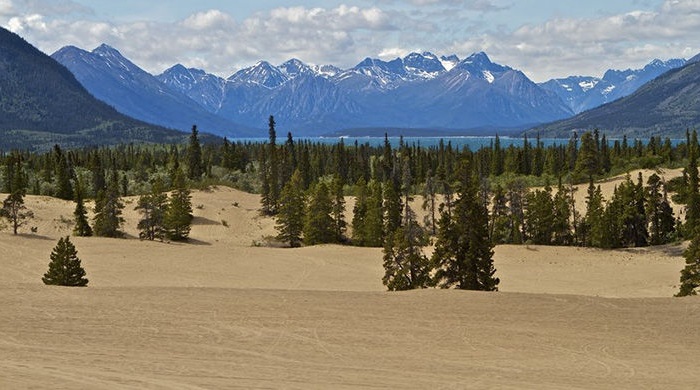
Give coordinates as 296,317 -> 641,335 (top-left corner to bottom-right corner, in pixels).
2,118 -> 700,294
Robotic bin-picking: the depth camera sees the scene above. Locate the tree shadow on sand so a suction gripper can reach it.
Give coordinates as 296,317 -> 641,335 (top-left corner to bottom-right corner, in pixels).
16,233 -> 54,241
191,216 -> 223,226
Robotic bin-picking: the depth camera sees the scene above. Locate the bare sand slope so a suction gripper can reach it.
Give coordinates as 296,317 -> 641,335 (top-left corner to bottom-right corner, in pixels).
1,185 -> 698,389
2,287 -> 699,389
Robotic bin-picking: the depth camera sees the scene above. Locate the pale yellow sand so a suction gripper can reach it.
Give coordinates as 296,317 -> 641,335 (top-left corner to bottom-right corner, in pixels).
1,174 -> 698,389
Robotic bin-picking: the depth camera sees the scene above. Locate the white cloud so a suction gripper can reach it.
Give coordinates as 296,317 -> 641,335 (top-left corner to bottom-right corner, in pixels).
0,0 -> 15,15
448,0 -> 700,81
0,0 -> 698,82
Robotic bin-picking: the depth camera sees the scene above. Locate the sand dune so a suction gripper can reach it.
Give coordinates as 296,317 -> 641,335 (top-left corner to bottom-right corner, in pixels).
1,179 -> 699,389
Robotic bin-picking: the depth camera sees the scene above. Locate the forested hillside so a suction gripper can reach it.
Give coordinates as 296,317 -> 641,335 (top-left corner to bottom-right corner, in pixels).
0,27 -> 190,151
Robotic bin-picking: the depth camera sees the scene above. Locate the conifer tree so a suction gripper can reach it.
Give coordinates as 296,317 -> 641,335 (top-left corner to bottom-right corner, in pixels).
383,180 -> 402,238
677,229 -> 700,296
281,132 -> 297,189
552,181 -> 574,245
135,178 -> 168,241
164,170 -> 193,241
42,236 -> 88,287
364,179 -> 385,247
54,145 -> 74,200
422,169 -> 438,235
489,184 -> 510,244
583,180 -> 605,247
89,153 -> 106,198
617,174 -> 648,247
646,173 -> 675,245
303,182 -> 335,245
600,185 -> 624,248
431,159 -> 499,291
266,116 -> 280,214
186,125 -> 203,180
382,217 -> 432,291
524,185 -> 555,245
167,144 -> 180,188
330,175 -> 347,242
505,179 -> 526,244
72,175 -> 92,237
1,152 -> 33,235
93,168 -> 125,238
276,170 -> 306,247
574,132 -> 600,180
684,130 -> 700,237
383,177 -> 432,291
351,177 -> 368,245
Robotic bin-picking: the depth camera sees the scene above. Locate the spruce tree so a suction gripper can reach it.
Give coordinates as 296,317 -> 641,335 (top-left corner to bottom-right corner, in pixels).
42,236 -> 88,287
422,170 -> 438,236
524,185 -> 555,245
135,178 -> 168,241
303,182 -> 335,245
92,168 -> 125,238
363,179 -> 385,247
552,181 -> 574,245
383,180 -> 402,238
54,145 -> 74,200
583,180 -> 605,247
489,184 -> 510,244
276,170 -> 306,247
1,152 -> 33,235
677,228 -> 700,296
164,170 -> 193,241
186,125 -> 203,181
383,220 -> 432,291
383,183 -> 431,290
351,177 -> 369,245
684,131 -> 700,237
431,159 -> 499,291
574,132 -> 600,180
505,179 -> 526,244
330,175 -> 347,242
646,174 -> 675,245
72,175 -> 92,237
261,115 -> 280,215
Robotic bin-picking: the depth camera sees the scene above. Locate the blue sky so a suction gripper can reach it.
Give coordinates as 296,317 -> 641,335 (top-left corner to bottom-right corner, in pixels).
1,0 -> 698,81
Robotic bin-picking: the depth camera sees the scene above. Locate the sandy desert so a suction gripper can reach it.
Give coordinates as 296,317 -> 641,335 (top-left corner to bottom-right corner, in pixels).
2,169 -> 700,389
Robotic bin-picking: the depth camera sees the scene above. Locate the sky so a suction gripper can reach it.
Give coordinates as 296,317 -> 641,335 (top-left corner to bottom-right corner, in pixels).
1,0 -> 699,82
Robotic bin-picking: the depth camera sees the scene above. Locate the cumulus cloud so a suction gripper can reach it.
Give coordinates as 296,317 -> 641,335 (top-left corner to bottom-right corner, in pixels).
1,0 -> 698,82
448,0 -> 700,81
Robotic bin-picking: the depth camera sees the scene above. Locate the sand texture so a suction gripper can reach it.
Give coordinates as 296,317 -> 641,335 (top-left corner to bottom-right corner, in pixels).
2,171 -> 699,389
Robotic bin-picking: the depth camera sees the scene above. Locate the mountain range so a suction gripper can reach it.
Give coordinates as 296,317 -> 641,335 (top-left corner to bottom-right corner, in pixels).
51,42 -> 692,138
3,23 -> 699,148
51,44 -> 257,138
528,54 -> 700,138
539,59 -> 686,114
53,46 -> 576,136
0,27 -> 190,151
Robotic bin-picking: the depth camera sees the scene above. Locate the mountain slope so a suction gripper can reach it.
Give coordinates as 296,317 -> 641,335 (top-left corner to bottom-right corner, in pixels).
0,27 -> 188,151
540,59 -> 686,114
215,51 -> 572,133
528,58 -> 700,138
157,64 -> 227,113
52,45 -> 257,138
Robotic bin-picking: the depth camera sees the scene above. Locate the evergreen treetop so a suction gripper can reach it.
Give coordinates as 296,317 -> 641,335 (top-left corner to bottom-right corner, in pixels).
42,236 -> 89,287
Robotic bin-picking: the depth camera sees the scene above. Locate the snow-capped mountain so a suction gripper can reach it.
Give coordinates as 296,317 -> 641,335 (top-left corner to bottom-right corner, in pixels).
385,52 -> 572,129
540,58 -> 686,114
227,61 -> 289,89
57,43 -> 681,137
157,64 -> 226,112
52,45 -> 256,137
